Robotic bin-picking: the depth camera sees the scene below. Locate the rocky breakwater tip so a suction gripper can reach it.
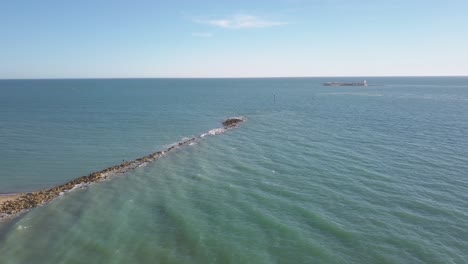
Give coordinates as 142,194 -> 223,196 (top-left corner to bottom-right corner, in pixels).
222,117 -> 245,129
0,117 -> 245,221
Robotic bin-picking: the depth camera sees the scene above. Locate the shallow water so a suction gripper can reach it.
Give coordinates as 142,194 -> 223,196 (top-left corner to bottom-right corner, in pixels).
1,77 -> 467,263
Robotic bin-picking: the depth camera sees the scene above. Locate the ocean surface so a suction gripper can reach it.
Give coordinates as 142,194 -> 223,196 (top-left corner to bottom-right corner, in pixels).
0,77 -> 467,263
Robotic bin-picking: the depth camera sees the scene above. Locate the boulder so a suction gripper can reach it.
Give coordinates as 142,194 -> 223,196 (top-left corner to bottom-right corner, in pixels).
222,117 -> 244,128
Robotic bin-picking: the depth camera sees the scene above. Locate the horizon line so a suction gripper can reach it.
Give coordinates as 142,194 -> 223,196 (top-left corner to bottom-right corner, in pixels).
1,75 -> 467,81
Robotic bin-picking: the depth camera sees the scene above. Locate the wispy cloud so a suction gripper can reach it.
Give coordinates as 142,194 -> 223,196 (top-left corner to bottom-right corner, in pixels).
197,15 -> 287,29
191,32 -> 213,37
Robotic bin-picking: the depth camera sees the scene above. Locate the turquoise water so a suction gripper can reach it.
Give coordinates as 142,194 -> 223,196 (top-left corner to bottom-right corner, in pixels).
1,77 -> 467,263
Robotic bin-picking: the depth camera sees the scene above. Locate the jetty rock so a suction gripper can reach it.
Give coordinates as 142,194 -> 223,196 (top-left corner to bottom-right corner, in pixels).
222,117 -> 245,128
1,116 -> 245,221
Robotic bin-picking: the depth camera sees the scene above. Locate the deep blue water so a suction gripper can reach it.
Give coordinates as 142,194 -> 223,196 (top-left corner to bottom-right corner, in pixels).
0,77 -> 467,263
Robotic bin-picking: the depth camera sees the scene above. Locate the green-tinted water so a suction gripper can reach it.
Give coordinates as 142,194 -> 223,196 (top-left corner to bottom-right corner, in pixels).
1,78 -> 467,263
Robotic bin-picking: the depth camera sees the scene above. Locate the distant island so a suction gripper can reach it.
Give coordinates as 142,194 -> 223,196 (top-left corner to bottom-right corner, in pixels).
324,80 -> 368,86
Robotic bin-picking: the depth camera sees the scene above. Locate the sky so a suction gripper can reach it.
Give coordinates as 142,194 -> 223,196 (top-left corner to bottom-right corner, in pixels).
1,0 -> 467,78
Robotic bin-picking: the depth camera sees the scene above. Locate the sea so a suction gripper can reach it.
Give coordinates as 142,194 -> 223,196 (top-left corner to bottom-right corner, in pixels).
0,77 -> 467,264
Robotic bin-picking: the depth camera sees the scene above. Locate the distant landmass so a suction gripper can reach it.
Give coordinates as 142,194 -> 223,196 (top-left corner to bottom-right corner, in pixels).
324,80 -> 367,86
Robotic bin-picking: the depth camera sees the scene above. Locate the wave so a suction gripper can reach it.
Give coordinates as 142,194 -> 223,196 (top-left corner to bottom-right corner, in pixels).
0,117 -> 245,221
201,128 -> 226,137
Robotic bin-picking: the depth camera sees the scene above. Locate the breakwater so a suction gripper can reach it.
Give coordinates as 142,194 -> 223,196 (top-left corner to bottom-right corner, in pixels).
0,117 -> 244,221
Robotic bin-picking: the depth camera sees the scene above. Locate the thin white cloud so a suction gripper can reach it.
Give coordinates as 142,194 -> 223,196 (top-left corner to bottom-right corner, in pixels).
191,32 -> 213,37
198,15 -> 287,29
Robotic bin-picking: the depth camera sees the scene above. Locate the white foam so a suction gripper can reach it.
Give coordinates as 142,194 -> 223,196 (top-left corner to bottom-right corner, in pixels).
201,128 -> 225,137
207,128 -> 226,135
71,183 -> 88,191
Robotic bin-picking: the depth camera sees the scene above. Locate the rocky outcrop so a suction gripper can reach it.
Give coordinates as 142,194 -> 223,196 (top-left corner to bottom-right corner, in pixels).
0,117 -> 245,220
222,117 -> 245,128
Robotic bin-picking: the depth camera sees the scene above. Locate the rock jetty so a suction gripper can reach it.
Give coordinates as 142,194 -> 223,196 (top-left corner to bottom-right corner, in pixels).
0,117 -> 244,221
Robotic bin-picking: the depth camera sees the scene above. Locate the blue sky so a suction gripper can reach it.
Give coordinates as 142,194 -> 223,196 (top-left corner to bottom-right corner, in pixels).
1,0 -> 467,78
